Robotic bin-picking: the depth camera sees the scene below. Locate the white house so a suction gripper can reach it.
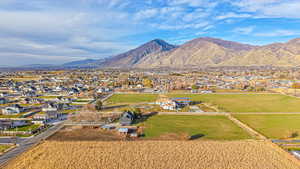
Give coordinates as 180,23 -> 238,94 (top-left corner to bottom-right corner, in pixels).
2,104 -> 24,115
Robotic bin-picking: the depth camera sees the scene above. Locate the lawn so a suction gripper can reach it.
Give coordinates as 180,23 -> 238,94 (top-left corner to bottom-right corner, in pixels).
0,145 -> 13,153
105,94 -> 158,105
168,94 -> 300,112
234,114 -> 300,139
8,124 -> 41,132
61,109 -> 80,114
139,115 -> 251,140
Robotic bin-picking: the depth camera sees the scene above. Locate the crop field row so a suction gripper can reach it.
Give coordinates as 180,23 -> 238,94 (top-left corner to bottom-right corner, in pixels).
5,140 -> 300,169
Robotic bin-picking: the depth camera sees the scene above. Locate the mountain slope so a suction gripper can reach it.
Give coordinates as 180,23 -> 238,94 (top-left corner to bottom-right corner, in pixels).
64,37 -> 300,69
222,38 -> 300,66
101,39 -> 176,68
134,37 -> 256,68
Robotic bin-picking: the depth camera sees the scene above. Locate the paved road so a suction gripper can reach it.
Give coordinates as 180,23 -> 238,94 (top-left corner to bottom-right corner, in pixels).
0,122 -> 64,168
272,140 -> 300,143
0,138 -> 28,144
64,121 -> 105,126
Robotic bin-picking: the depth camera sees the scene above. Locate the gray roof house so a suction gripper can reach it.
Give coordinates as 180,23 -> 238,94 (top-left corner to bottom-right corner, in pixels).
120,111 -> 135,126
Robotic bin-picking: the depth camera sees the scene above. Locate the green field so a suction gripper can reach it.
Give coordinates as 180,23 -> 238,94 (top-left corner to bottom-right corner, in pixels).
0,145 -> 13,153
234,114 -> 300,139
168,94 -> 300,112
139,115 -> 251,140
105,93 -> 300,112
8,124 -> 41,132
105,94 -> 158,105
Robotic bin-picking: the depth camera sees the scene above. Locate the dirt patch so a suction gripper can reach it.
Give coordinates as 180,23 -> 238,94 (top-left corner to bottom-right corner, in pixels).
47,126 -> 126,141
148,132 -> 190,140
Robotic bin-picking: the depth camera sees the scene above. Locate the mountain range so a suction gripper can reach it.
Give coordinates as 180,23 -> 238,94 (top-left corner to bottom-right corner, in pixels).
65,37 -> 300,68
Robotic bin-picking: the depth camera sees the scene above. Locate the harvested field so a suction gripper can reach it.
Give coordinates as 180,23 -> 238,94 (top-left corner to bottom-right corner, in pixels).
4,140 -> 300,169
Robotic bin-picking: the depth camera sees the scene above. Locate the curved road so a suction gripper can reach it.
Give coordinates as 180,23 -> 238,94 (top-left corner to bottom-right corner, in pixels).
0,122 -> 64,168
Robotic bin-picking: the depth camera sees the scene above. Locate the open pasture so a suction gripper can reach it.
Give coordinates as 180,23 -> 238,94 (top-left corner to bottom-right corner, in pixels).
168,94 -> 300,112
139,115 -> 251,140
105,93 -> 158,105
234,114 -> 300,139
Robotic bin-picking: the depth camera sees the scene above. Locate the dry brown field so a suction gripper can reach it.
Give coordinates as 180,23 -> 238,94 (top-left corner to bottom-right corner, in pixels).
4,140 -> 300,169
48,126 -> 126,141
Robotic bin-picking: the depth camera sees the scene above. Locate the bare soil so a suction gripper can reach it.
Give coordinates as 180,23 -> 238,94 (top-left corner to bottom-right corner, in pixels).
47,126 -> 125,141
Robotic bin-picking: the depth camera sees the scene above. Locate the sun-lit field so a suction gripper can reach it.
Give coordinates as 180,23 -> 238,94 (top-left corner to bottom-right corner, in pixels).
105,93 -> 300,112
139,115 -> 251,140
105,93 -> 158,105
5,140 -> 300,169
168,94 -> 300,112
0,145 -> 14,154
234,114 -> 300,139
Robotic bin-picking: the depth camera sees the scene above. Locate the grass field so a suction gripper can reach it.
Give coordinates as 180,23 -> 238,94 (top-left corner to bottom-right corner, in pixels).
105,93 -> 300,112
168,94 -> 300,112
139,115 -> 251,140
5,141 -> 300,169
0,145 -> 13,153
8,124 -> 41,132
234,114 -> 300,139
105,94 -> 158,105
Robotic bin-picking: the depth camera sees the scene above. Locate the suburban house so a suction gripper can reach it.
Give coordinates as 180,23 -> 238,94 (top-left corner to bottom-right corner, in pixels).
172,97 -> 191,106
2,104 -> 25,115
33,110 -> 62,123
33,103 -> 62,123
0,119 -> 31,130
117,126 -> 138,137
0,98 -> 9,104
0,92 -> 9,97
120,111 -> 135,126
156,96 -> 191,110
156,96 -> 180,110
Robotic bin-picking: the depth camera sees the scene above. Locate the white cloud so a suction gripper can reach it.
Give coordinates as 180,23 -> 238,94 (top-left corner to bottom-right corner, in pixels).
216,12 -> 252,20
134,8 -> 159,20
182,9 -> 208,22
254,30 -> 300,37
231,0 -> 300,18
152,21 -> 210,30
168,0 -> 217,8
0,0 -> 144,65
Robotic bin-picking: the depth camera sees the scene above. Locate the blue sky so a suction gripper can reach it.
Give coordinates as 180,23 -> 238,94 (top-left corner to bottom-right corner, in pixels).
1,0 -> 300,66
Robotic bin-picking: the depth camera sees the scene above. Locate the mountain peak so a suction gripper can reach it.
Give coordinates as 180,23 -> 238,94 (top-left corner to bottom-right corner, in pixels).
100,39 -> 176,68
151,38 -> 165,43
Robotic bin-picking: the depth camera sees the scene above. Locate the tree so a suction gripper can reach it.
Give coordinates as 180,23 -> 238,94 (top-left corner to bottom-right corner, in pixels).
143,78 -> 153,88
191,84 -> 198,90
292,83 -> 300,89
121,107 -> 142,118
95,100 -> 103,111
